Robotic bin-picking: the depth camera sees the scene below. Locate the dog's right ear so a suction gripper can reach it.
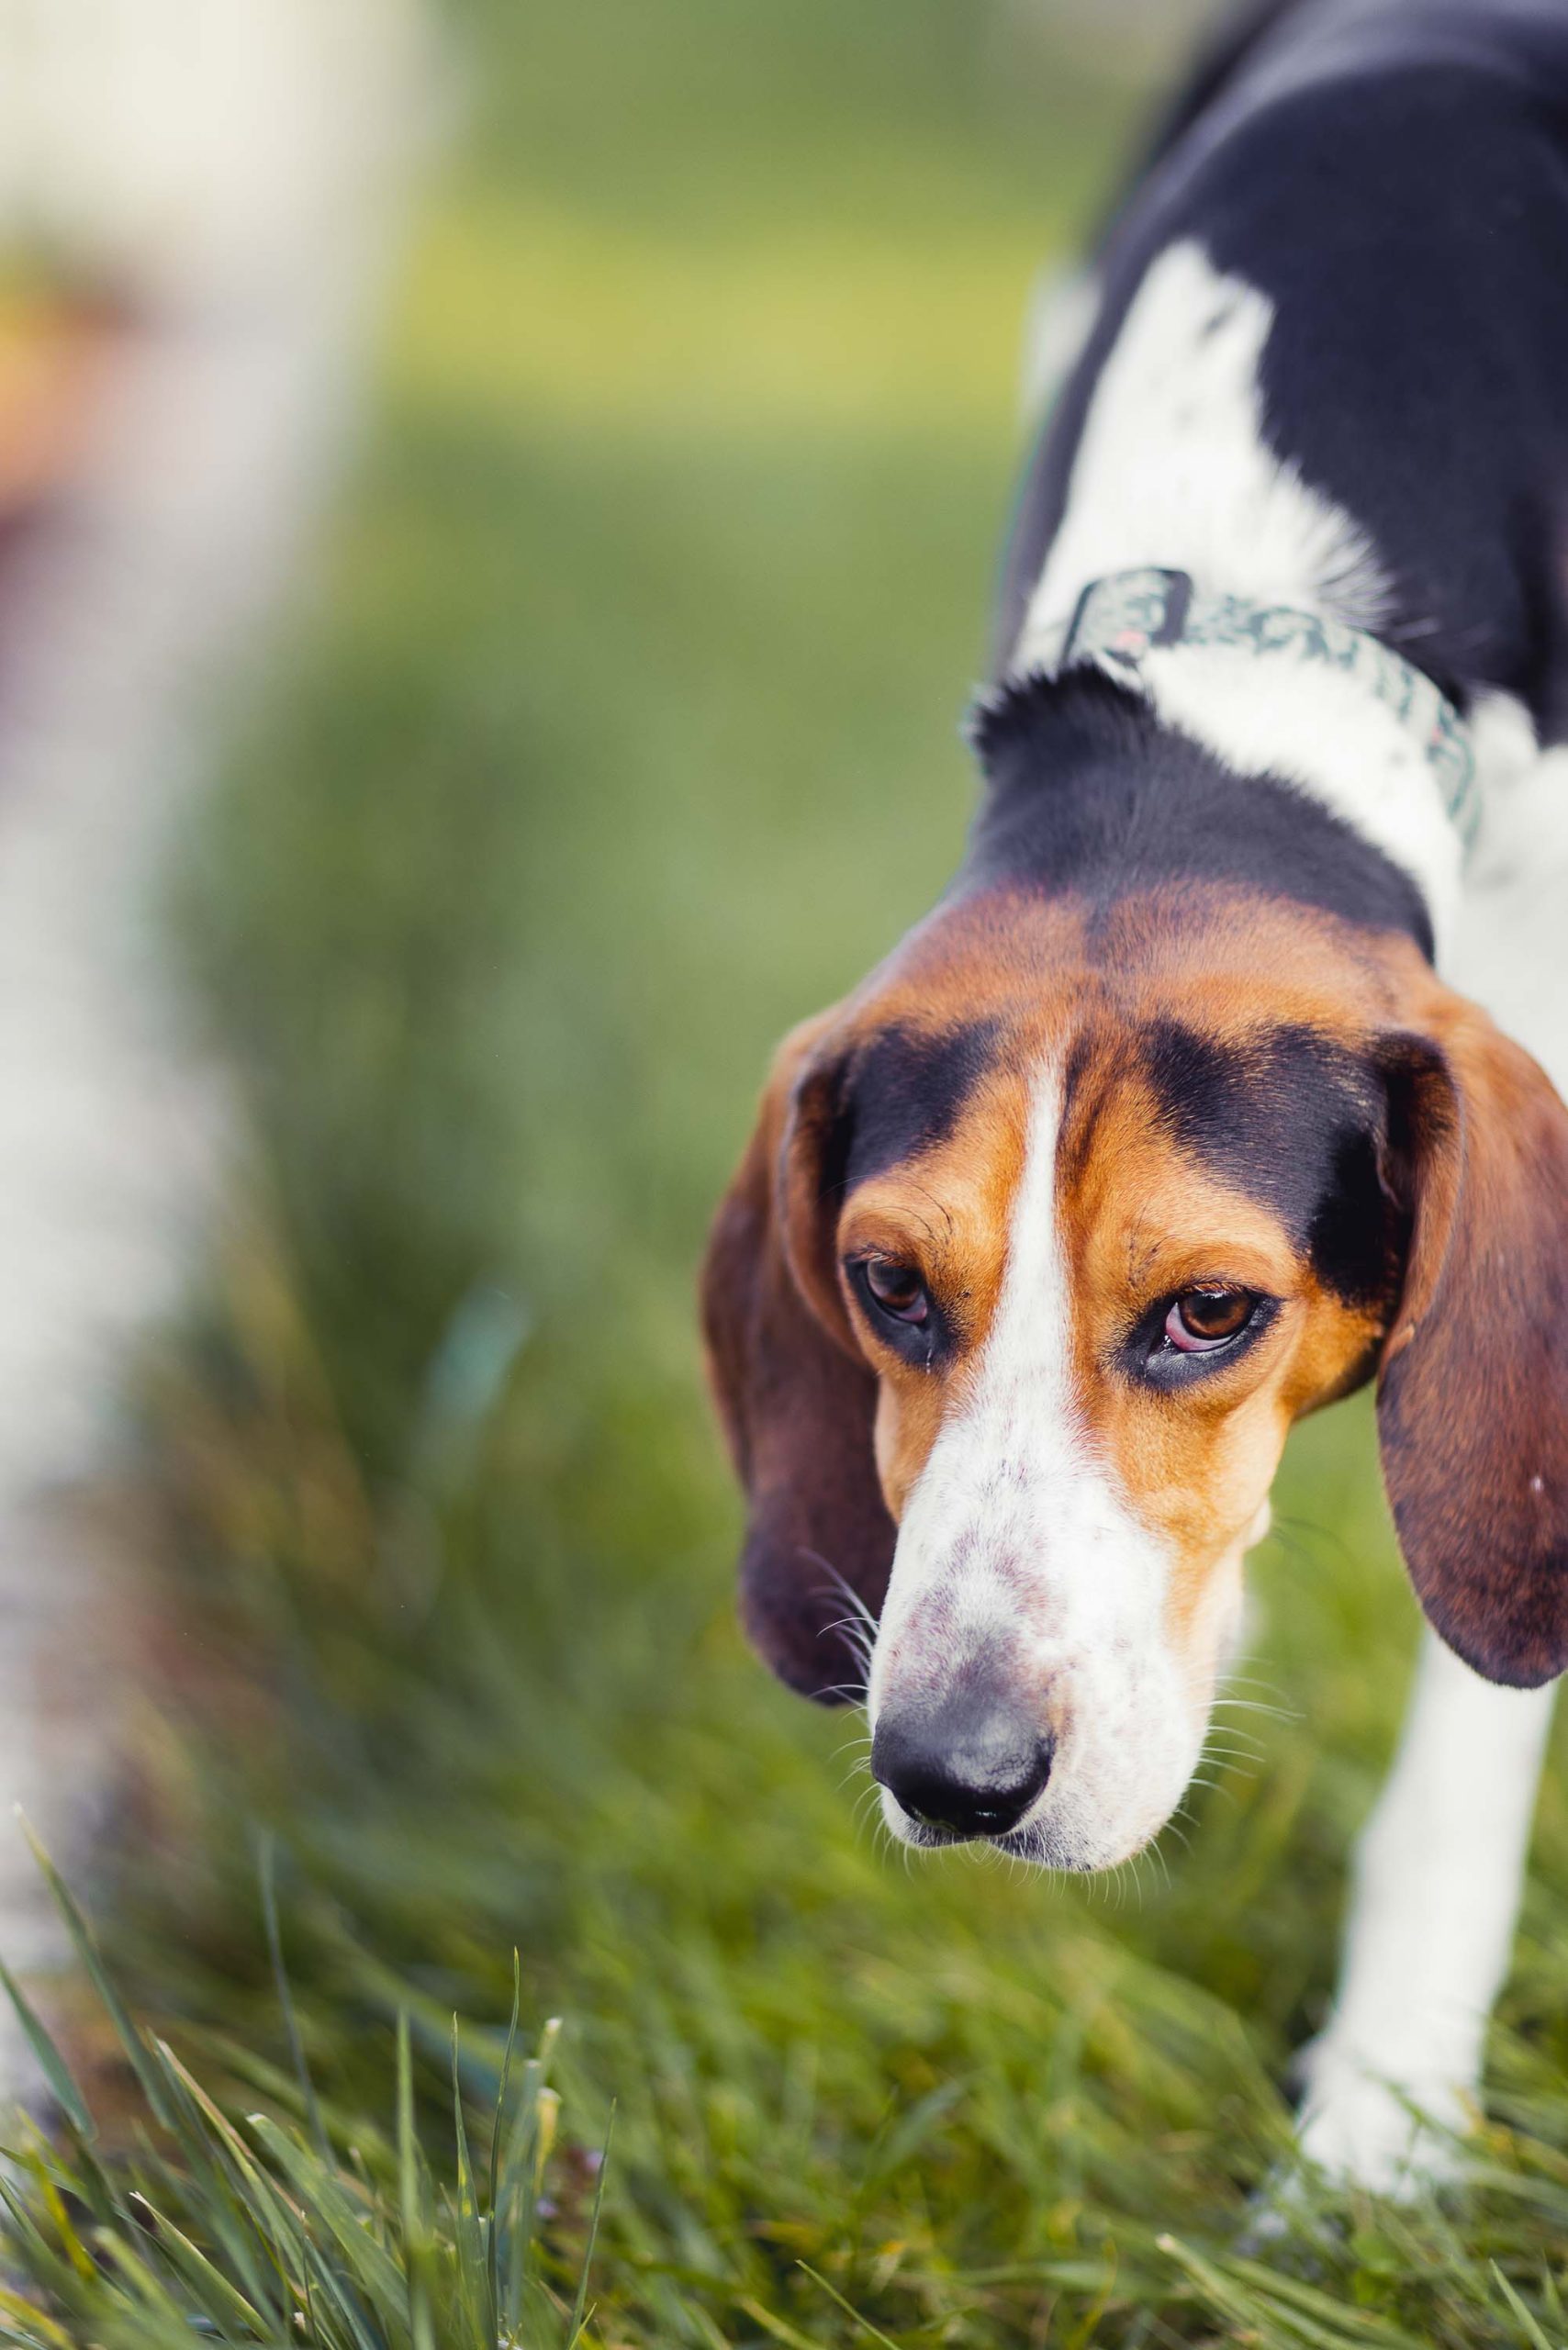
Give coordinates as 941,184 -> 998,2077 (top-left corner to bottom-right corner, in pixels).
700,1013 -> 894,1703
1376,1002 -> 1568,1688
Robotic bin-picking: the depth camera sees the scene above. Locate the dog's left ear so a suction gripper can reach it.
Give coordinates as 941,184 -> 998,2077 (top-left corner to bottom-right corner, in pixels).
1377,1000 -> 1568,1686
700,1013 -> 894,1703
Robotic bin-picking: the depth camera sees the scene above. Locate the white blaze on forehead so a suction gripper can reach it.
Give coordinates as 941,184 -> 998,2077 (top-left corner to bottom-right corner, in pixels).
868,1063 -> 1221,1864
870,1063 -> 1172,1719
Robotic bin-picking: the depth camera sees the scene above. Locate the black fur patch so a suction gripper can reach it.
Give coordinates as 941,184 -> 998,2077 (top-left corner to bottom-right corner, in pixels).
835,1021 -> 1002,1193
1141,1015 -> 1397,1304
965,670 -> 1433,954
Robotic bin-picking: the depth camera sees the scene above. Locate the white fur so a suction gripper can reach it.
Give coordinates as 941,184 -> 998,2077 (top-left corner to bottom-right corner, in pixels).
1298,1631 -> 1556,2193
1010,240 -> 1465,944
868,1067 -> 1240,1870
1139,643 -> 1465,951
1018,243 -> 1390,635
1447,688 -> 1568,1096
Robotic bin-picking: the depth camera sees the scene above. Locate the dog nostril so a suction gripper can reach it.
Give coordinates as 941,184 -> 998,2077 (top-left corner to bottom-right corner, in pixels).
870,1701 -> 1053,1841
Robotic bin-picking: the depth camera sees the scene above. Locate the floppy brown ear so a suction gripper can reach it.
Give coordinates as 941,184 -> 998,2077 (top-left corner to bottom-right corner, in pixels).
1377,1003 -> 1568,1686
700,1014 -> 894,1703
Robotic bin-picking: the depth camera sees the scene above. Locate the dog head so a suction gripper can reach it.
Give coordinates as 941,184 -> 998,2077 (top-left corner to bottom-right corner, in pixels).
702,711 -> 1568,1869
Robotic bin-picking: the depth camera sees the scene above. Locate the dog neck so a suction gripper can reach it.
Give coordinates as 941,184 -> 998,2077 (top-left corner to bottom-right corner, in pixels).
999,241 -> 1487,955
964,666 -> 1437,958
1002,565 -> 1472,955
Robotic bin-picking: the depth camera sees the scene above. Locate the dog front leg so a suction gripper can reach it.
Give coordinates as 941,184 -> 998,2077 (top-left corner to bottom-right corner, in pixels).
1297,1626 -> 1555,2194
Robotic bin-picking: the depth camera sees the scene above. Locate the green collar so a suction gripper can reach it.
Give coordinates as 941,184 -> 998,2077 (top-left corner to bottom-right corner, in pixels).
1033,565 -> 1478,848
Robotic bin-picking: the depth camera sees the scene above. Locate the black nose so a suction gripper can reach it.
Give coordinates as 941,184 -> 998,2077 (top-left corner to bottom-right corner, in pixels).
871,1695 -> 1053,1841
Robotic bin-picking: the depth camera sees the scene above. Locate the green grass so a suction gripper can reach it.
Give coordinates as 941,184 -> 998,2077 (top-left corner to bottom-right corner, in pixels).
8,2 -> 1568,2344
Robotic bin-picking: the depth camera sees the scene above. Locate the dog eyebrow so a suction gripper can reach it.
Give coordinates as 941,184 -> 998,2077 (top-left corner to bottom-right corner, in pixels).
839,1019 -> 1003,1192
1141,1017 -> 1365,1144
1137,1017 -> 1394,1304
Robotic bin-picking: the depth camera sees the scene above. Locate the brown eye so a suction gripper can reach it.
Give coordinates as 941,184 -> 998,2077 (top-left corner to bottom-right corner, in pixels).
1165,1285 -> 1256,1352
860,1258 -> 930,1326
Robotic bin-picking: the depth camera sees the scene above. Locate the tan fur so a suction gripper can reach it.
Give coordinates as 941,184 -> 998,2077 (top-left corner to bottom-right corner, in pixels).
822,894 -> 1396,1603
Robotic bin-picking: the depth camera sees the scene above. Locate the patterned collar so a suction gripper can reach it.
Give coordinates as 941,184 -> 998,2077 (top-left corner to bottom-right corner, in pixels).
1016,565 -> 1478,850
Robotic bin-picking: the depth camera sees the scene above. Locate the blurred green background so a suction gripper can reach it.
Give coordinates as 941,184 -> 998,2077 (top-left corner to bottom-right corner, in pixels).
43,1 -> 1568,2344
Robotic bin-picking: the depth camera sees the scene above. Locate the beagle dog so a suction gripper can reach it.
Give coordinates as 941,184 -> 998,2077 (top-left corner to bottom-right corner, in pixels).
702,0 -> 1568,2193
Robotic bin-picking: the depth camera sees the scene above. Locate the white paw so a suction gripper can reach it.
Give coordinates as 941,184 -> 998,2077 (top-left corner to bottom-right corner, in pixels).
1295,2043 -> 1471,2198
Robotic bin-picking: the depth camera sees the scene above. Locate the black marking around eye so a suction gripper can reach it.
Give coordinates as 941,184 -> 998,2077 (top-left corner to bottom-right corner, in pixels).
1126,1291 -> 1281,1392
846,1256 -> 947,1370
836,1020 -> 1002,1193
1140,1018 -> 1400,1307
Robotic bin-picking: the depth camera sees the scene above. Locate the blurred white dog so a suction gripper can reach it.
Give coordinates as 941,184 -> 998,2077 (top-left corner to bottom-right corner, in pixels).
0,0 -> 429,2087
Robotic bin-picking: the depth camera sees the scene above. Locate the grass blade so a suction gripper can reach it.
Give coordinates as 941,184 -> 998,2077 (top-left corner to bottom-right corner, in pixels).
397,2012 -> 435,2350
258,1831 -> 331,2164
0,1960 -> 92,2139
799,2260 -> 901,2348
1491,2263 -> 1557,2350
565,2105 -> 613,2350
16,1816 -> 172,2130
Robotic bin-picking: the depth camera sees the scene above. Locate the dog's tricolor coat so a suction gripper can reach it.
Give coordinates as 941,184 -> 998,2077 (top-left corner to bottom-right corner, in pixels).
704,0 -> 1568,2191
